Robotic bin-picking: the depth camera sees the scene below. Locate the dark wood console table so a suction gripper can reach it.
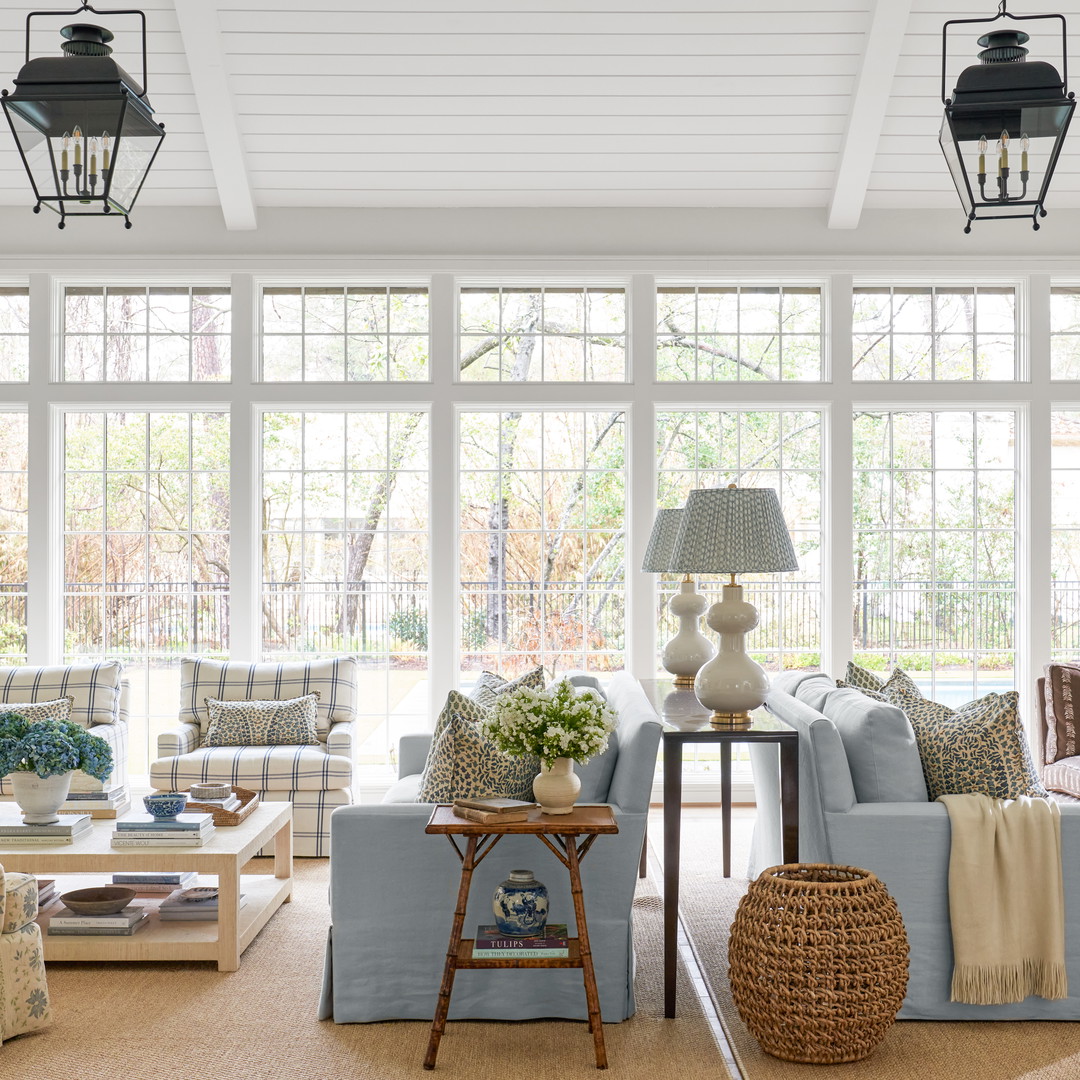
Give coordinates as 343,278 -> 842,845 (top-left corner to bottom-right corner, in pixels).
637,679 -> 799,1019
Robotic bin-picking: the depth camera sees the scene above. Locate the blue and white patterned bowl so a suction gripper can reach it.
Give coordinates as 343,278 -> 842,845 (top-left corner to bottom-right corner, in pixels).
143,792 -> 188,820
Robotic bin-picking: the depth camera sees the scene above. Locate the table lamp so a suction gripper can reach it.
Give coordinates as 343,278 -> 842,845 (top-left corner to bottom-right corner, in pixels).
670,485 -> 798,728
641,507 -> 715,687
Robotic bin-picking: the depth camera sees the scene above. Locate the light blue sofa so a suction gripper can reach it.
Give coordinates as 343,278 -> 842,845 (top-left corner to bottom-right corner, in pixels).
318,672 -> 661,1023
751,670 -> 1080,1020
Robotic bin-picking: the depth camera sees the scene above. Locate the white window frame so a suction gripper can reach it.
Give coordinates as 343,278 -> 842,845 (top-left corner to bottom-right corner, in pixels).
4,265 -> 1064,799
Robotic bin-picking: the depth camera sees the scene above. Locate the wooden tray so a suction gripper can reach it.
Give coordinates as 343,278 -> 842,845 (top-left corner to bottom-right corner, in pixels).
182,786 -> 260,826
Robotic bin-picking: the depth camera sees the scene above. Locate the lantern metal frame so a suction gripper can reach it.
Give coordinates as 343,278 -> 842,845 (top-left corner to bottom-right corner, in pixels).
940,1 -> 1075,232
1,0 -> 164,228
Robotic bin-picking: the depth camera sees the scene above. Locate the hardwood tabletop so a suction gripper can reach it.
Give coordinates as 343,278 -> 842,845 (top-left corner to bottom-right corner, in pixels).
425,804 -> 618,835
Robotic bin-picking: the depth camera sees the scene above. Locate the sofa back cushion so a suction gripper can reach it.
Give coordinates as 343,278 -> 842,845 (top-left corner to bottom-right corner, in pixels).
817,685 -> 928,803
1042,663 -> 1080,764
882,669 -> 1047,802
179,657 -> 357,739
0,661 -> 123,728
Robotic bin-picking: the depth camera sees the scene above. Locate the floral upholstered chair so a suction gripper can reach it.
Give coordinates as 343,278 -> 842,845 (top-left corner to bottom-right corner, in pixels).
1,863 -> 50,1043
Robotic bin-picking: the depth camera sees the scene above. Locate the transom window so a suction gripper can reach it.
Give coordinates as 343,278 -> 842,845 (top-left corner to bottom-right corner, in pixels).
458,286 -> 627,381
63,286 -> 231,382
852,285 -> 1016,381
0,288 -> 29,382
261,285 -> 429,382
1051,288 -> 1080,380
656,285 -> 823,382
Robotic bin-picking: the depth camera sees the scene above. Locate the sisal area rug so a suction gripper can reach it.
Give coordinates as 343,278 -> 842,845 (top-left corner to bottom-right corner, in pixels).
3,858 -> 726,1080
676,812 -> 1080,1080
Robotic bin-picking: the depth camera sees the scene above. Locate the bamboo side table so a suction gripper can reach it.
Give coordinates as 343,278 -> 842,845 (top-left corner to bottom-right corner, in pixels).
423,804 -> 619,1070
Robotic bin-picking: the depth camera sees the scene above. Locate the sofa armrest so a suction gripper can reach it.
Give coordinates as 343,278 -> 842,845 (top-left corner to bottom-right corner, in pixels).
399,733 -> 433,779
326,719 -> 353,758
158,722 -> 200,758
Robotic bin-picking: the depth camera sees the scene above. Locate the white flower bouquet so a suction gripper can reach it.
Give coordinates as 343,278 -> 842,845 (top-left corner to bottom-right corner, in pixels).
482,679 -> 617,768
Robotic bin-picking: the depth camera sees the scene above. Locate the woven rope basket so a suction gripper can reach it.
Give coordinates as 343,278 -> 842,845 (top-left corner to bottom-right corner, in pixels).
728,863 -> 909,1064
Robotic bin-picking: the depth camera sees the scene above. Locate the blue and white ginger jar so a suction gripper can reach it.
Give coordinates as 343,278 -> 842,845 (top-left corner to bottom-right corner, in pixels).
492,869 -> 549,937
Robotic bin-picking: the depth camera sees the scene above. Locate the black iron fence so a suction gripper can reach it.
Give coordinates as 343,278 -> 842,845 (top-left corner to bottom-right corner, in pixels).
853,580 -> 1015,652
17,577 -> 1080,659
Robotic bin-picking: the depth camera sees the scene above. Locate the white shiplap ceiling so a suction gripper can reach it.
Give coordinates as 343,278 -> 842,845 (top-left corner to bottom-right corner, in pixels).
0,0 -> 1078,230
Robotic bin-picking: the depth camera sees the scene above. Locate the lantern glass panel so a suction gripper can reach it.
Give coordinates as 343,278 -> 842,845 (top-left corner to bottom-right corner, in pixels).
939,116 -> 971,210
108,107 -> 162,213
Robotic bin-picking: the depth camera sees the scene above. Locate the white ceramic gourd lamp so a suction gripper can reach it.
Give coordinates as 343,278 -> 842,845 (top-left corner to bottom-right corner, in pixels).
669,485 -> 798,729
641,507 -> 715,688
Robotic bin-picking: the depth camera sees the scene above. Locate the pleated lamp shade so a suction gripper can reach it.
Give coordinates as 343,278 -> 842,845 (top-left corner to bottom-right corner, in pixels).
641,508 -> 683,572
670,487 -> 798,575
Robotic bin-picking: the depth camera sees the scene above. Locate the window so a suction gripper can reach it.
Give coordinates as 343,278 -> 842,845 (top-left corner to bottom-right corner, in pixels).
63,286 -> 230,381
0,288 -> 29,382
63,410 -> 230,769
852,286 -> 1016,381
459,286 -> 626,381
0,270 -> 1072,786
1051,288 -> 1080,380
261,285 -> 429,381
852,410 -> 1016,701
655,409 -> 823,671
261,410 -> 430,764
0,411 -> 27,663
459,409 -> 626,674
1051,411 -> 1080,659
657,286 -> 823,382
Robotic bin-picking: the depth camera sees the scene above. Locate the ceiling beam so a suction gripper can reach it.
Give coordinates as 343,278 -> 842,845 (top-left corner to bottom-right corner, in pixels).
827,0 -> 912,230
173,0 -> 257,231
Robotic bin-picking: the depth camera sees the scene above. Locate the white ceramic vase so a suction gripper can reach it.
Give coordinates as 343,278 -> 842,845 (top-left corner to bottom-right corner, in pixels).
10,770 -> 73,825
533,757 -> 581,815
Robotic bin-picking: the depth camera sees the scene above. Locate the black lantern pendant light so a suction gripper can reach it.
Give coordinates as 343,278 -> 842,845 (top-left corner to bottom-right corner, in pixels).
1,2 -> 165,228
939,1 -> 1074,232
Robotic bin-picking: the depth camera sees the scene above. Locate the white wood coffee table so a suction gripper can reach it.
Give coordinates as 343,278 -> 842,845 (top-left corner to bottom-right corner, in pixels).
0,802 -> 292,971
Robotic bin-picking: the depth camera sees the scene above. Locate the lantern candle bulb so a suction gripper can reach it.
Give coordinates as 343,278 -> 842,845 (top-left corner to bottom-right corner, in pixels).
102,131 -> 110,173
89,137 -> 98,176
60,131 -> 70,171
73,125 -> 81,167
1022,133 -> 1029,173
978,135 -> 987,175
999,130 -> 1009,172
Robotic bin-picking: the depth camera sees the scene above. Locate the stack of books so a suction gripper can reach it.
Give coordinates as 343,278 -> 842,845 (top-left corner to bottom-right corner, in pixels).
111,812 -> 216,847
451,797 -> 537,825
36,877 -> 58,909
61,785 -> 130,819
0,813 -> 92,844
158,887 -> 248,922
111,870 -> 199,894
472,924 -> 570,959
48,905 -> 149,937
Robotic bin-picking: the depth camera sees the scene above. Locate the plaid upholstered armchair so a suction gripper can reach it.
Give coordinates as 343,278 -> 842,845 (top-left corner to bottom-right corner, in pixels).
149,657 -> 357,857
0,661 -> 129,799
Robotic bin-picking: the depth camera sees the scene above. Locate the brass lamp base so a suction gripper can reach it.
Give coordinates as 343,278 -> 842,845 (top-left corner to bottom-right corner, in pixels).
710,710 -> 753,730
672,674 -> 696,689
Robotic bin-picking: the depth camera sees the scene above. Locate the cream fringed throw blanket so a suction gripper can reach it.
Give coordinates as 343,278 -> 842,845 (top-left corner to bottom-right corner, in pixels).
938,793 -> 1067,1005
